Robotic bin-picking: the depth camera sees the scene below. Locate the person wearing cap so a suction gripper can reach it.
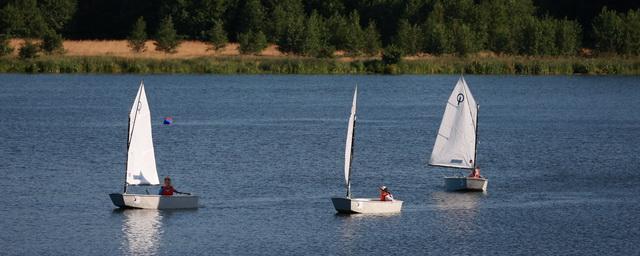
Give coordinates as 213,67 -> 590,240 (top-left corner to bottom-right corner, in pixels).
159,176 -> 180,196
469,166 -> 481,178
379,186 -> 394,201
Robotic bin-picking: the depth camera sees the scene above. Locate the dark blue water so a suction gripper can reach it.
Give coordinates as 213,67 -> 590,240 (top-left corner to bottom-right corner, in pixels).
1,74 -> 639,255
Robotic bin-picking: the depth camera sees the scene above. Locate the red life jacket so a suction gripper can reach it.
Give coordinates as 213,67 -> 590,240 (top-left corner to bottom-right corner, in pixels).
160,186 -> 176,196
380,191 -> 390,201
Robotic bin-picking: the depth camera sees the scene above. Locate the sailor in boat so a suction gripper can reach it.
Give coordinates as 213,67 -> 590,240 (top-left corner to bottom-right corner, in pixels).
379,186 -> 394,201
469,166 -> 481,178
159,176 -> 189,196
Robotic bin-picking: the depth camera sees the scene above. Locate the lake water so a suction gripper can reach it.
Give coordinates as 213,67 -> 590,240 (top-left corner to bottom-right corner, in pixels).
1,74 -> 639,255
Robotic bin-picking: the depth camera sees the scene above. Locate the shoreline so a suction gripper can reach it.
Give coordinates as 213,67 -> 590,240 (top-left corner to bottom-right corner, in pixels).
1,55 -> 639,75
2,39 -> 639,75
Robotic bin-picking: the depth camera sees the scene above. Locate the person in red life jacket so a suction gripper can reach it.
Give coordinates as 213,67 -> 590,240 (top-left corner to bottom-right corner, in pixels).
469,166 -> 481,178
379,186 -> 394,201
159,176 -> 180,196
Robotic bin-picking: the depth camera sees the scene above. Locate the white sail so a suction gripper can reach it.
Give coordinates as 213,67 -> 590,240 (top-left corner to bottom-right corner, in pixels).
344,86 -> 357,196
429,77 -> 478,169
126,82 -> 159,185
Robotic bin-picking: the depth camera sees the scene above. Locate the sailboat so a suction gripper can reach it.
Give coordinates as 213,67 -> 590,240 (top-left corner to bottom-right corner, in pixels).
429,76 -> 487,192
109,82 -> 198,209
331,87 -> 403,214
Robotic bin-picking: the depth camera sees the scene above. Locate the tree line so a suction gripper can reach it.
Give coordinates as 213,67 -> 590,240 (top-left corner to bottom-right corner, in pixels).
1,0 -> 640,59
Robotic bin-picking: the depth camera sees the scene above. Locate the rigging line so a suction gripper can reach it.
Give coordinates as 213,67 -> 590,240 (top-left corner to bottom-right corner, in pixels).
124,83 -> 144,192
127,83 -> 144,147
347,114 -> 356,198
461,77 -> 479,167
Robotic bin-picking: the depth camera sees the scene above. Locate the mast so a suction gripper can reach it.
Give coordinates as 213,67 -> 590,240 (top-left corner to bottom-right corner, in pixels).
347,115 -> 356,198
344,85 -> 357,198
122,117 -> 131,194
473,104 -> 479,169
123,115 -> 130,193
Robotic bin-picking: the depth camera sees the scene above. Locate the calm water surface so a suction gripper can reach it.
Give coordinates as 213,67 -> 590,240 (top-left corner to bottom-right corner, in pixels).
1,74 -> 639,255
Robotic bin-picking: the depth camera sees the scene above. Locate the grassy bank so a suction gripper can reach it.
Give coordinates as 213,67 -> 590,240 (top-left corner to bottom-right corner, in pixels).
1,55 -> 639,75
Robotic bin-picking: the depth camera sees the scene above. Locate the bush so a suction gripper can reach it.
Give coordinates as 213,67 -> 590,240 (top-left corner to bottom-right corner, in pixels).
315,46 -> 335,58
155,16 -> 180,53
382,45 -> 404,65
238,30 -> 267,55
19,40 -> 39,59
40,30 -> 64,54
128,17 -> 147,53
0,34 -> 13,56
206,20 -> 228,52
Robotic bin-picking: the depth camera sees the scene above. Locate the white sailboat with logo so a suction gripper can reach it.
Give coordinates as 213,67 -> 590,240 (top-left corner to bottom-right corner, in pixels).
109,82 -> 198,209
331,86 -> 403,214
429,76 -> 487,192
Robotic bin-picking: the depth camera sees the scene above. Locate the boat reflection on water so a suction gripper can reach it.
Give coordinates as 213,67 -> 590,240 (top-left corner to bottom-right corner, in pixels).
335,211 -> 402,254
117,209 -> 164,256
432,191 -> 485,235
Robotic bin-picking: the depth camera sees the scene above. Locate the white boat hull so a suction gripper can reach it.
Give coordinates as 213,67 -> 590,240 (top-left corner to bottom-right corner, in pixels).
331,197 -> 403,214
444,176 -> 488,192
109,193 -> 199,209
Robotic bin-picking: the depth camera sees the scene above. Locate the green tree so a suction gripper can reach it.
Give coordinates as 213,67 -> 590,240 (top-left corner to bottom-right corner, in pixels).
206,19 -> 228,51
451,21 -> 481,56
238,0 -> 265,33
239,30 -> 268,54
327,10 -> 364,55
382,44 -> 404,65
475,0 -> 538,54
269,5 -> 289,42
343,10 -> 365,55
442,0 -> 475,22
128,17 -> 148,53
362,21 -> 382,56
275,1 -> 306,54
482,0 -> 514,54
520,17 -> 557,55
395,19 -> 423,56
0,0 -> 49,37
592,7 -> 624,54
0,34 -> 14,57
304,0 -> 345,17
328,11 -> 364,55
555,18 -> 581,55
268,0 -> 305,43
40,30 -> 64,54
159,0 -> 227,40
423,2 -> 452,55
327,14 -> 349,50
302,11 -> 327,57
18,40 -> 39,59
155,16 -> 180,53
622,9 -> 640,55
39,0 -> 77,31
